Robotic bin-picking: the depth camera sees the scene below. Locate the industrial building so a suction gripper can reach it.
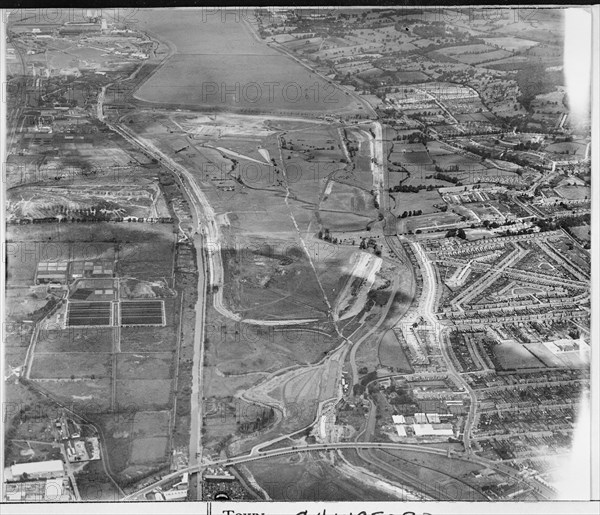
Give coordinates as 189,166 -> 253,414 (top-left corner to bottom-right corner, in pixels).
5,460 -> 65,482
3,477 -> 72,502
35,261 -> 68,284
412,423 -> 454,437
70,261 -> 114,279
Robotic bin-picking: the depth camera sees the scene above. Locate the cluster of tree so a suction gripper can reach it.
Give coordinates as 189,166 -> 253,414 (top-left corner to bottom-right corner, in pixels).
445,227 -> 467,239
359,237 -> 376,250
535,213 -> 590,235
360,371 -> 378,385
389,184 -> 422,193
399,209 -> 423,218
515,63 -> 563,111
513,140 -> 541,151
238,407 -> 276,434
482,220 -> 501,229
317,228 -> 339,244
434,171 -> 461,185
392,131 -> 426,143
359,236 -> 382,256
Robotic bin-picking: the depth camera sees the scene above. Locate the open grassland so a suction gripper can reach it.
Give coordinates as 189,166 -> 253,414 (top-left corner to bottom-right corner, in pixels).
351,448 -> 486,501
120,325 -> 178,352
135,55 -> 355,113
492,340 -> 545,370
390,190 -> 444,217
31,380 -> 113,413
6,181 -> 169,222
245,452 -> 400,501
116,353 -> 174,380
133,11 -> 357,113
36,329 -> 113,356
210,322 -> 338,376
30,352 -> 112,379
116,379 -> 173,410
221,238 -> 329,320
136,112 -> 373,321
94,409 -> 171,484
378,329 -> 413,373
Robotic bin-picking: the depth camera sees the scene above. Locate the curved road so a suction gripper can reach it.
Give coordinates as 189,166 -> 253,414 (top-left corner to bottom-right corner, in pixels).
123,439 -> 554,500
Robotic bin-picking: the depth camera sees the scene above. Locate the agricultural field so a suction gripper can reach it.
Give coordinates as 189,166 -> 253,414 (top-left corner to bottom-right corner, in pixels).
30,352 -> 112,380
544,141 -> 587,156
36,328 -> 113,353
482,37 -> 540,52
66,302 -> 113,327
435,45 -> 513,66
390,190 -> 444,218
7,218 -> 182,488
568,225 -> 591,243
395,71 -> 429,83
120,325 -> 178,353
119,300 -> 165,326
116,353 -> 173,380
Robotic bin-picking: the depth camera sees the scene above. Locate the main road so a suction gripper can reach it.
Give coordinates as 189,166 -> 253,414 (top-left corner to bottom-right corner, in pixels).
123,439 -> 554,501
188,231 -> 207,499
409,239 -> 478,453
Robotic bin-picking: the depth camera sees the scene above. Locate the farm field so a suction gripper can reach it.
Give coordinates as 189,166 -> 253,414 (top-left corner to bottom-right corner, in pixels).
66,302 -> 113,327
119,300 -> 165,326
115,379 -> 173,410
120,325 -> 178,353
395,71 -> 429,82
482,37 -> 540,52
36,328 -> 113,353
30,352 -> 112,379
9,219 -> 182,489
116,353 -> 173,380
390,190 -> 444,217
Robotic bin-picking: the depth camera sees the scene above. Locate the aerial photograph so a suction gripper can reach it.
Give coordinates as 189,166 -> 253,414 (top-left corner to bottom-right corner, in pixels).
1,5 -> 596,508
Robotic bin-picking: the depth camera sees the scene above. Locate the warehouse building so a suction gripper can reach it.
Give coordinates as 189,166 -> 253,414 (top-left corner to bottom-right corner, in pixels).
5,460 -> 65,482
35,261 -> 68,284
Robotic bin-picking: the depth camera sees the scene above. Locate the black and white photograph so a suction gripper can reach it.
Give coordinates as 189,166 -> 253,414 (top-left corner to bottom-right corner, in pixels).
1,5 -> 598,514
